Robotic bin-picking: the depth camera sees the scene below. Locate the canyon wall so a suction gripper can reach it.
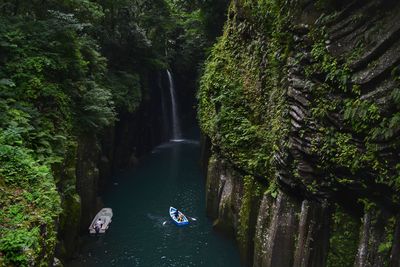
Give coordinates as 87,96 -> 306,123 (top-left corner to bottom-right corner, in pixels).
56,71 -> 166,260
199,0 -> 400,266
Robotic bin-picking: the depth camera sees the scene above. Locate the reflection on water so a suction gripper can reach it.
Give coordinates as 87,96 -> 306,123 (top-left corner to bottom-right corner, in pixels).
68,137 -> 242,267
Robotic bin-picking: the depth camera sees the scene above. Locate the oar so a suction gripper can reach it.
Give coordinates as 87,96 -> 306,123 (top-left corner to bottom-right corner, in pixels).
187,216 -> 197,221
179,209 -> 197,222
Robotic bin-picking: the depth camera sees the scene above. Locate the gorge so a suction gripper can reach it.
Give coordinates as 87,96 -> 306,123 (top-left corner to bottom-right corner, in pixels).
1,0 -> 400,267
198,0 -> 400,266
68,127 -> 243,266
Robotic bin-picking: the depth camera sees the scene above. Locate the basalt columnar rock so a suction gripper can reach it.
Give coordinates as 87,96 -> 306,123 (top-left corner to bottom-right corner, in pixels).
55,70 -> 166,261
198,0 -> 400,266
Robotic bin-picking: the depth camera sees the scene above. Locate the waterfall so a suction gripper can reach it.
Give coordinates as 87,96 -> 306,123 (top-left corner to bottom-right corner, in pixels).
166,70 -> 182,140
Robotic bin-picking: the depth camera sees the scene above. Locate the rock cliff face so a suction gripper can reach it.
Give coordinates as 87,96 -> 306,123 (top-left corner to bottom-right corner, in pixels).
199,0 -> 400,266
57,71 -> 165,259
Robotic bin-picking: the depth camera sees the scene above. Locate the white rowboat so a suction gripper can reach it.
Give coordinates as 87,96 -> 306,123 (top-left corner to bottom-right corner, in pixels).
89,208 -> 113,234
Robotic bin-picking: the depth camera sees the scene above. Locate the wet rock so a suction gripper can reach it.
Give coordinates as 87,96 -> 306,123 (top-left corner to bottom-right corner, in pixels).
201,0 -> 400,266
53,257 -> 63,267
76,133 -> 101,230
355,209 -> 392,267
293,200 -> 330,267
389,214 -> 400,267
261,192 -> 300,267
206,155 -> 243,235
253,193 -> 274,267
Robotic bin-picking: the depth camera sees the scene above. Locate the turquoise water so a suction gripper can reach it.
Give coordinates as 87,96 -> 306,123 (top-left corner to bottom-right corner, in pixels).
68,136 -> 242,267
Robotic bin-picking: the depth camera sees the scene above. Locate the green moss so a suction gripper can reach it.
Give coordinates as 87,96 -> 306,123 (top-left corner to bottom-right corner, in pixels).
0,14 -> 113,264
305,23 -> 400,193
198,0 -> 291,181
327,205 -> 360,267
57,192 -> 81,259
379,216 -> 396,265
199,1 -> 400,265
0,142 -> 61,266
104,71 -> 142,114
346,41 -> 366,64
237,175 -> 264,263
366,208 -> 395,266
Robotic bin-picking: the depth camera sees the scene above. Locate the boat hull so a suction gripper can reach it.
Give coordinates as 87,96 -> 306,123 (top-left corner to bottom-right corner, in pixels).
89,208 -> 113,234
169,207 -> 189,226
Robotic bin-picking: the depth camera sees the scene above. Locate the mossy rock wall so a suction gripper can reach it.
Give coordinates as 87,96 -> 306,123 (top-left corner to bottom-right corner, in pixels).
206,154 -> 243,236
199,0 -> 400,266
205,155 -> 332,267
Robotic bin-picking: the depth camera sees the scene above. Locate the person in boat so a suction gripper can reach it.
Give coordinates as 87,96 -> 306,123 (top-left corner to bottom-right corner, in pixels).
94,218 -> 102,233
174,209 -> 179,219
177,213 -> 183,222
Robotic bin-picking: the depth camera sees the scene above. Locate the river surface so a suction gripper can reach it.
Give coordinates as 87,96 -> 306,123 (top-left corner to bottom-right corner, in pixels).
68,134 -> 243,267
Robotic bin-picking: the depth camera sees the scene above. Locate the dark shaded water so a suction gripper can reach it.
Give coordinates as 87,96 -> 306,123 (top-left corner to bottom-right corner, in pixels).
68,135 -> 242,267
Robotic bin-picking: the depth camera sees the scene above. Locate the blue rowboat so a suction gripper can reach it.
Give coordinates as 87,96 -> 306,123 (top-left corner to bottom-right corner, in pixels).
169,207 -> 189,226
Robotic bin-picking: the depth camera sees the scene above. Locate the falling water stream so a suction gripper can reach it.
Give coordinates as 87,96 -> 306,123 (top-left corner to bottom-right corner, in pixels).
166,70 -> 182,140
68,71 -> 243,266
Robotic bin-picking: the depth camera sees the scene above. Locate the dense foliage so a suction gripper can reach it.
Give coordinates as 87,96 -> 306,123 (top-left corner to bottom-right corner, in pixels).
198,2 -> 293,258
0,0 -> 228,265
198,0 -> 291,180
0,9 -> 113,264
198,0 -> 399,265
